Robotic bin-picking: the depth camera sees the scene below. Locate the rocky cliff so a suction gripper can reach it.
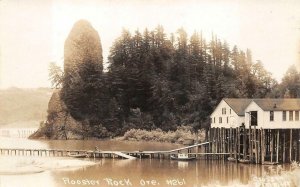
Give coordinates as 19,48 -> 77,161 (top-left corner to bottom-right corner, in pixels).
30,89 -> 84,139
64,19 -> 103,76
31,20 -> 103,139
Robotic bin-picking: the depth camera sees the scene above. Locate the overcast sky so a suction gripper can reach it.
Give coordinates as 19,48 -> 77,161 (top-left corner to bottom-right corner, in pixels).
0,0 -> 299,88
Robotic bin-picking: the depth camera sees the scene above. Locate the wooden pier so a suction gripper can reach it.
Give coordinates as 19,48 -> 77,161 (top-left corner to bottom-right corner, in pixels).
1,127 -> 296,164
0,142 -> 230,160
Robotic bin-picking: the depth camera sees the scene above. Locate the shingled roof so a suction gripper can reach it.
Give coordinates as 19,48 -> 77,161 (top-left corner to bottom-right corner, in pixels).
223,98 -> 252,116
223,98 -> 300,116
252,99 -> 300,111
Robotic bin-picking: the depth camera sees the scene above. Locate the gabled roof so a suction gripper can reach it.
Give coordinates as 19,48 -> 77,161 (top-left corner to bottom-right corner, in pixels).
252,99 -> 300,111
217,98 -> 300,116
223,98 -> 252,116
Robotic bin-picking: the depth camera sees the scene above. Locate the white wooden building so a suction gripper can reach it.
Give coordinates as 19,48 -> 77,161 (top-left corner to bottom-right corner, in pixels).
210,98 -> 252,128
211,98 -> 300,129
245,99 -> 300,129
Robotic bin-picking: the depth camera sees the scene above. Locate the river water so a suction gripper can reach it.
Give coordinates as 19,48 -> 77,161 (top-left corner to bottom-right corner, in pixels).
0,130 -> 293,187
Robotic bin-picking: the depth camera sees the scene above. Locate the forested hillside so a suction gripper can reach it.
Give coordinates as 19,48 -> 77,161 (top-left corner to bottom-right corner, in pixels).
48,23 -> 300,139
105,26 -> 277,133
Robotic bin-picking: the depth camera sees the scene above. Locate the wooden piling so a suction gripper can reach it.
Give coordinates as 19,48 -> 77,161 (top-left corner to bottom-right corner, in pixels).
261,128 -> 265,164
254,126 -> 257,164
283,131 -> 286,163
289,129 -> 292,163
222,128 -> 225,160
229,128 -> 232,158
249,126 -> 252,162
243,128 -> 246,159
213,128 -> 216,154
217,128 -> 219,158
298,130 -> 300,161
237,127 -> 240,159
276,129 -> 279,163
270,129 -> 273,163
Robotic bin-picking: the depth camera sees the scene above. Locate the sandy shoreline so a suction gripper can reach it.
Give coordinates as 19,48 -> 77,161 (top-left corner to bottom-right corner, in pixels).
0,156 -> 96,175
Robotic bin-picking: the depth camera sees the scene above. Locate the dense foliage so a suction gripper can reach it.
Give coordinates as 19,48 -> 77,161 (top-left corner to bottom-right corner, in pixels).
279,65 -> 300,98
51,24 -> 299,138
106,26 -> 276,134
122,126 -> 199,143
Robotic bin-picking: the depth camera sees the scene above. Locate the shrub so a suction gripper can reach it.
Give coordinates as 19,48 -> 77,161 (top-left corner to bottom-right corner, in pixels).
122,126 -> 196,143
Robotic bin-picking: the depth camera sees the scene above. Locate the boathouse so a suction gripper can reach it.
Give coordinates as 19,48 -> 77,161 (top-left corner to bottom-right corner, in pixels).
210,98 -> 252,128
211,98 -> 300,129
208,98 -> 300,164
245,99 -> 300,129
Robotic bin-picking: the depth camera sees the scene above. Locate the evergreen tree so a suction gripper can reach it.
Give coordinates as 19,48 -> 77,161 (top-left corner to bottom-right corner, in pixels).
61,20 -> 103,121
49,62 -> 63,88
280,65 -> 300,98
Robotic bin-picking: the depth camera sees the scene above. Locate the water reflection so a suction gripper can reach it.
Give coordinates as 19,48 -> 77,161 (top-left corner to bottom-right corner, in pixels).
0,135 -> 290,187
49,159 -> 273,187
177,161 -> 188,169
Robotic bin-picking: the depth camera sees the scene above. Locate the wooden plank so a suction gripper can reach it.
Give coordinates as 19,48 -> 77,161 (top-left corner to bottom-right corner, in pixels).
113,151 -> 136,159
187,153 -> 230,155
164,142 -> 210,153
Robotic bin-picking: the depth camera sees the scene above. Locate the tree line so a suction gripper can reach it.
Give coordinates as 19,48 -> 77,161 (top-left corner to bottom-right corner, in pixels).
50,25 -> 300,138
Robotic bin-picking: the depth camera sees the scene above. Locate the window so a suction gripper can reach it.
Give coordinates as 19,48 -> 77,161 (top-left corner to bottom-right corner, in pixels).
250,111 -> 257,126
230,109 -> 231,114
222,108 -> 226,115
296,111 -> 299,121
227,117 -> 229,123
219,117 -> 222,123
270,111 -> 274,121
289,111 -> 293,121
283,111 -> 286,121
214,117 -> 215,123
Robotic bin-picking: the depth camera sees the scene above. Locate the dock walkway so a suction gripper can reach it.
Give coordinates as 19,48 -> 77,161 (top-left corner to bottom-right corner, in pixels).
0,141 -> 229,160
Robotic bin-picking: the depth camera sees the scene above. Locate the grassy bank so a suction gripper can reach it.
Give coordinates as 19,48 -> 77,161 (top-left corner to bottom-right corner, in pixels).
121,126 -> 205,144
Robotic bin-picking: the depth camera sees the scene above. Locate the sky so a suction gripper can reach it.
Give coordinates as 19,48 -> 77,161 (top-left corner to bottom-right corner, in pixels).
0,0 -> 299,88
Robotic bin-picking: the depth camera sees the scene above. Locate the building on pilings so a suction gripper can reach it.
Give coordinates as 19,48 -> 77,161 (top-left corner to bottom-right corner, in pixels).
208,98 -> 300,164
